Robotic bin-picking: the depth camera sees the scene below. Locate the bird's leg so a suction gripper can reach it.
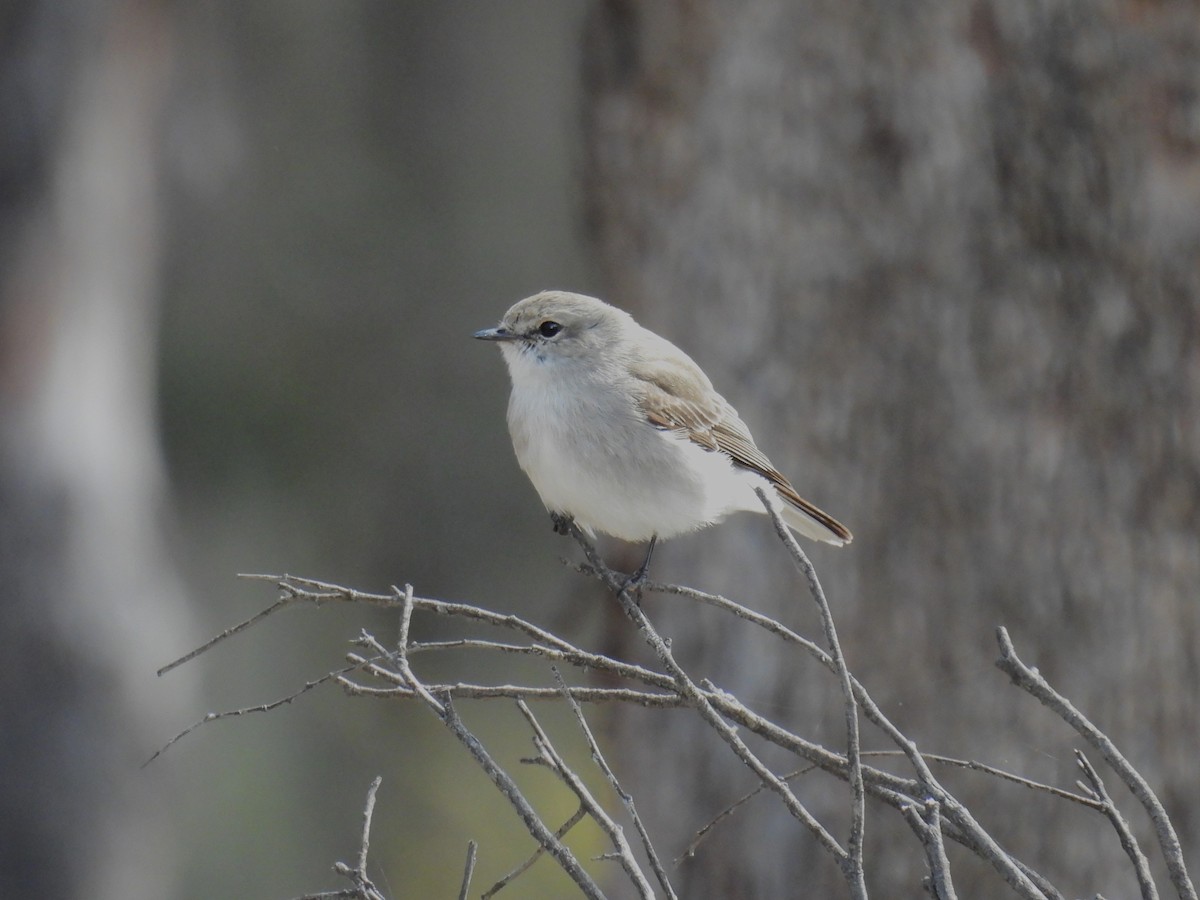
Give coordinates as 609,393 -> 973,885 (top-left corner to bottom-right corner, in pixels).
621,535 -> 657,594
549,511 -> 574,536
635,535 -> 657,581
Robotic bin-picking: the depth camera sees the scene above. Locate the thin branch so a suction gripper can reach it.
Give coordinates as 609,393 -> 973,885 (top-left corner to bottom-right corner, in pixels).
675,762 -> 819,865
375,606 -> 608,900
481,808 -> 587,899
163,568 -> 1195,900
575,546 -> 1042,900
565,521 -> 849,867
642,579 -> 831,663
551,665 -> 678,900
646,588 -> 1114,816
145,659 -> 370,766
580,539 -> 1046,900
800,625 -> 1052,900
642,567 -> 1052,898
156,579 -> 913,812
241,573 -> 598,657
381,587 -> 445,714
902,800 -> 957,900
356,776 -> 382,874
342,633 -> 970,856
292,777 -> 388,900
160,572 -> 412,676
909,744 -> 1055,899
457,841 -> 478,900
866,751 -> 1104,810
338,674 -> 684,707
403,637 -> 677,692
158,594 -> 291,676
643,574 -> 1069,899
516,699 -> 655,898
996,627 -> 1196,900
348,637 -> 931,808
201,574 -> 911,809
1075,750 -> 1159,900
758,486 -> 867,899
438,694 -> 607,900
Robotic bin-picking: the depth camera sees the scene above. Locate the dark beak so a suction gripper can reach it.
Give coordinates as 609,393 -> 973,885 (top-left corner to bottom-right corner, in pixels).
473,326 -> 520,342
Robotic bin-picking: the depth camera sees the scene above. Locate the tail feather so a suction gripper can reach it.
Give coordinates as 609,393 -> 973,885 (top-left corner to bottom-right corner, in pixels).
776,490 -> 852,546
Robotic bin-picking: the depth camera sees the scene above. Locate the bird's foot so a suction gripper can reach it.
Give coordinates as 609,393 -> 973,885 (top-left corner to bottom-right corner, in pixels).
619,570 -> 648,605
620,567 -> 647,593
618,536 -> 657,599
550,511 -> 574,536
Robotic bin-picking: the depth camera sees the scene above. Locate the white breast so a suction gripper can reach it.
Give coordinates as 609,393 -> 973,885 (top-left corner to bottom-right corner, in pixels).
501,348 -> 763,541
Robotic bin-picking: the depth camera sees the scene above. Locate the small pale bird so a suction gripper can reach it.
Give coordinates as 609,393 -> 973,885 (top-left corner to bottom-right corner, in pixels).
474,291 -> 850,572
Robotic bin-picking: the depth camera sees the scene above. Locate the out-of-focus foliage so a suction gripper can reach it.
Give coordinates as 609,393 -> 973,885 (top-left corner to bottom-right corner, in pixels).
158,4 -> 606,898
3,1 -> 614,898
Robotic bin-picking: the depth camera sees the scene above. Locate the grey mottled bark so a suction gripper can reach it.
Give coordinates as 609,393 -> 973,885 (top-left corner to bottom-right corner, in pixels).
584,1 -> 1200,895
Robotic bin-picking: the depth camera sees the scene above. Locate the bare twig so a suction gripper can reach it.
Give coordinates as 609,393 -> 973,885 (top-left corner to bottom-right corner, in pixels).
902,799 -> 957,900
357,777 -> 381,874
345,598 -> 608,899
647,551 -> 1049,898
368,614 -> 607,899
646,583 -> 1097,803
158,594 -> 292,676
243,573 -> 599,655
159,567 -> 1194,899
897,735 -> 1053,899
458,841 -> 478,900
642,579 -> 830,662
516,699 -> 655,898
570,529 -> 1045,900
146,659 -> 371,766
160,572 -> 411,676
996,627 -> 1196,900
481,808 -> 587,899
292,777 -> 388,900
646,578 -> 1094,893
337,675 -> 682,707
565,520 -> 850,868
551,666 -> 678,900
404,637 -> 677,692
914,752 -> 1103,810
758,487 -> 867,898
808,628 -> 1051,900
675,762 -> 820,865
567,544 -> 1049,897
381,585 -> 445,714
1075,750 -> 1158,900
631,531 -> 1051,899
439,694 -> 607,899
646,578 -> 1076,893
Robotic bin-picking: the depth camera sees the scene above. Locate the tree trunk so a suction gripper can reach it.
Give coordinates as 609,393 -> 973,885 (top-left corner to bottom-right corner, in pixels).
0,2 -> 194,897
584,1 -> 1200,895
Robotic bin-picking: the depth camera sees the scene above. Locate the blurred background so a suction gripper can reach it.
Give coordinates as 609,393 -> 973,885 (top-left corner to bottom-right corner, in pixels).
2,1 -> 1198,898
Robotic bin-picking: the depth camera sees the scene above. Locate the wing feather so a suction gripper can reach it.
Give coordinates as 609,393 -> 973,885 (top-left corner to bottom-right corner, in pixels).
630,345 -> 852,544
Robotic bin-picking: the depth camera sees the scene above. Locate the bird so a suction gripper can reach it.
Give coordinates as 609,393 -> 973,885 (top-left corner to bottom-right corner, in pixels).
474,290 -> 850,577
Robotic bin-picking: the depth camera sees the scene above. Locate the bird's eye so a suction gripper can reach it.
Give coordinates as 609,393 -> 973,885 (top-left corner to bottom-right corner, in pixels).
537,320 -> 563,338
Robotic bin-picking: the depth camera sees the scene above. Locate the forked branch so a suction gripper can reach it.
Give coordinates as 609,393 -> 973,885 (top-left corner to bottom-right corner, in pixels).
157,534 -> 1193,898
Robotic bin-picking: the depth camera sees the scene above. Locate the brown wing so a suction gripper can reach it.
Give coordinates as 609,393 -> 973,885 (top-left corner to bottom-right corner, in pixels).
630,344 -> 852,544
